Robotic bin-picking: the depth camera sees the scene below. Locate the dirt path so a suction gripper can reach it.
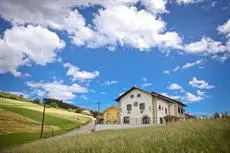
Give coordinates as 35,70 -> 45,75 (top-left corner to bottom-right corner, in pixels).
47,119 -> 96,141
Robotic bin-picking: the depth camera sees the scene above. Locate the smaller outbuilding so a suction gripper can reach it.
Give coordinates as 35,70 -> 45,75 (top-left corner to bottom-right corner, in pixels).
101,106 -> 119,124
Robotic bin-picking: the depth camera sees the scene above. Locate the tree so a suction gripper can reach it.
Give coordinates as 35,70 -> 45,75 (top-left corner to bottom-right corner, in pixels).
33,98 -> 41,104
213,112 -> 220,119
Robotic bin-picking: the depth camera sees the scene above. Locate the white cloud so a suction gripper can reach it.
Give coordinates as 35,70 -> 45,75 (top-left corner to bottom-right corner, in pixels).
168,83 -> 182,90
184,92 -> 203,102
189,77 -> 215,89
182,59 -> 203,69
163,70 -> 170,74
211,1 -> 217,7
196,90 -> 205,96
24,73 -> 31,78
142,78 -> 152,87
0,0 -> 181,51
184,37 -> 227,54
164,81 -> 208,103
86,4 -> 182,50
0,0 -> 75,29
161,92 -> 183,100
175,0 -> 202,5
173,66 -> 180,72
0,25 -> 65,76
142,82 -> 153,87
218,19 -> 230,38
63,63 -> 99,81
101,80 -> 119,86
162,91 -> 204,103
211,53 -> 230,62
27,81 -> 88,101
141,0 -> 168,14
164,59 -> 204,74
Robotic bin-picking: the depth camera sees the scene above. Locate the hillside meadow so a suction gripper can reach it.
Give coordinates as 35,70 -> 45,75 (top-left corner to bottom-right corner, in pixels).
0,98 -> 92,149
2,119 -> 230,153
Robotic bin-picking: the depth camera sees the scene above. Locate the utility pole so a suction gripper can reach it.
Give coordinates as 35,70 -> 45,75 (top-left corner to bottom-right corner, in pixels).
97,102 -> 100,124
40,102 -> 46,138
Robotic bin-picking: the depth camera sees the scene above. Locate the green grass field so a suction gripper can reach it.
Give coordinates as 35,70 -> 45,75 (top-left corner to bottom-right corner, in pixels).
0,98 -> 92,149
2,119 -> 230,153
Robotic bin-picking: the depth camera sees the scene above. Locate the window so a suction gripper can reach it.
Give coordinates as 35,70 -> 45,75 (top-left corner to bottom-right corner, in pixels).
178,107 -> 181,114
181,107 -> 184,114
106,121 -> 111,124
142,116 -> 150,124
107,113 -> 110,118
165,108 -> 167,114
137,94 -> 141,98
124,116 -> 130,124
160,117 -> 164,124
140,103 -> 145,110
134,101 -> 138,107
158,105 -> 161,110
127,104 -> 132,111
130,94 -> 134,98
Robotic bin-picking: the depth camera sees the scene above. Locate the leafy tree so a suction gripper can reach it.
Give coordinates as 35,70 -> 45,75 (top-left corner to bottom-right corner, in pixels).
33,98 -> 41,104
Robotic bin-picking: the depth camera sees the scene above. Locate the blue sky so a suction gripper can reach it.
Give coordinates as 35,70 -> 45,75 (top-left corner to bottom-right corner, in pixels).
0,0 -> 230,115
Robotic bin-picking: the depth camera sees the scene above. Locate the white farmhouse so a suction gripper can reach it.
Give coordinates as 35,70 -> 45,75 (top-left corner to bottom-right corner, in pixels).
115,87 -> 186,124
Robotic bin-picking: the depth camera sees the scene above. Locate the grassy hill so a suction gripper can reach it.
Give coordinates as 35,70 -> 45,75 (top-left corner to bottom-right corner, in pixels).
0,98 -> 92,149
2,119 -> 230,153
0,92 -> 31,102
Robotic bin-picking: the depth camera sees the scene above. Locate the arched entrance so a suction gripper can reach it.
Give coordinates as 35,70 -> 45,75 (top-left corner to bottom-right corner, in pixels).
142,116 -> 150,124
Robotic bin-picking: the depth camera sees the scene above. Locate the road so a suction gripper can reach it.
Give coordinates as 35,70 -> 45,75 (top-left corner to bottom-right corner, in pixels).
46,119 -> 96,141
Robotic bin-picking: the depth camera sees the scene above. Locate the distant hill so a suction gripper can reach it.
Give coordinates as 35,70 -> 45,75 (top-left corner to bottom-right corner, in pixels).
0,97 -> 92,149
44,98 -> 99,118
0,91 -> 99,118
0,91 -> 31,102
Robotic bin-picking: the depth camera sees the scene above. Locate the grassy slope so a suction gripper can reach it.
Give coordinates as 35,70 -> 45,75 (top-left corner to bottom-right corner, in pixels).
0,92 -> 30,102
0,98 -> 92,149
0,98 -> 91,122
4,119 -> 230,153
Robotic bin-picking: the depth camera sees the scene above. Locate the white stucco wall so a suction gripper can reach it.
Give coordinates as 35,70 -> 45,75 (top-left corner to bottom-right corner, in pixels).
156,98 -> 170,124
95,124 -> 153,131
169,104 -> 175,116
119,89 -> 153,124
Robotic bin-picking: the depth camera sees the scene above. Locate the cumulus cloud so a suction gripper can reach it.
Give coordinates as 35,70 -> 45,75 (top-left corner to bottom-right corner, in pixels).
182,19 -> 230,61
175,0 -> 203,5
189,77 -> 215,89
165,59 -> 204,74
165,81 -> 209,103
184,37 -> 227,54
26,81 -> 88,101
63,63 -> 99,81
218,19 -> 230,38
83,4 -> 182,50
0,25 -> 65,76
142,78 -> 152,87
168,83 -> 182,90
182,59 -> 203,69
162,91 -> 204,103
184,92 -> 203,102
141,0 -> 168,14
142,82 -> 153,87
163,70 -> 170,74
101,80 -> 119,86
0,0 -> 181,51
